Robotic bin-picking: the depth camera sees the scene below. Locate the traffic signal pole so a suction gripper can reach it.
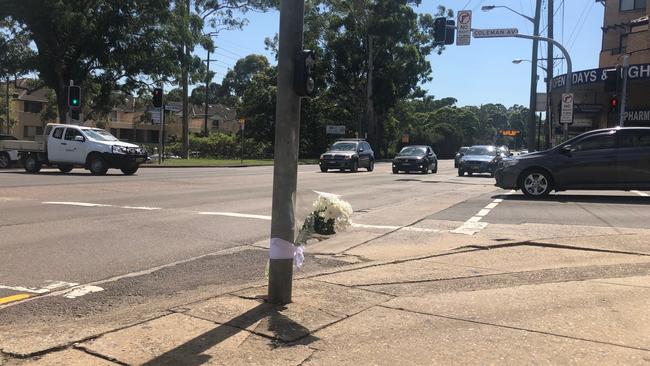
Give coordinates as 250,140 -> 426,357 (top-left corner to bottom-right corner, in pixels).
267,0 -> 305,304
619,54 -> 629,127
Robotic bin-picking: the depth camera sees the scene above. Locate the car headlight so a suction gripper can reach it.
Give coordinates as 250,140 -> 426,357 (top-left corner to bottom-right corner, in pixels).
501,159 -> 520,168
320,154 -> 325,159
344,155 -> 354,160
112,145 -> 128,154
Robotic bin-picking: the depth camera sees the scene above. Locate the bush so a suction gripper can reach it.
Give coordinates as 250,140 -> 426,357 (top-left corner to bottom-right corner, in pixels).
166,133 -> 273,159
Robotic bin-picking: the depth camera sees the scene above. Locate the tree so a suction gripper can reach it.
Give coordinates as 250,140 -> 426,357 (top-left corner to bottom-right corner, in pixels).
221,54 -> 271,101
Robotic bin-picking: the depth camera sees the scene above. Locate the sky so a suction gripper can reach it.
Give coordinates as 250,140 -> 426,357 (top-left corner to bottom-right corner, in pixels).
199,0 -> 605,108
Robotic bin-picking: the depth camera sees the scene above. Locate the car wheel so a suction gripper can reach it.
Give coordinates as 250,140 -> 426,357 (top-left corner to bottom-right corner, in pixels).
121,165 -> 139,175
89,155 -> 108,175
367,159 -> 374,172
351,160 -> 358,173
24,155 -> 41,173
458,168 -> 464,176
320,166 -> 328,173
0,152 -> 10,169
422,163 -> 429,174
432,160 -> 438,174
468,172 -> 473,176
520,169 -> 553,197
58,164 -> 73,173
392,167 -> 399,174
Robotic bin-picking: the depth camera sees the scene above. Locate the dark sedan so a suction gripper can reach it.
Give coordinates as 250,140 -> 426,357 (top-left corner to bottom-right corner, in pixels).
495,127 -> 650,197
454,146 -> 470,168
392,145 -> 437,174
458,146 -> 501,177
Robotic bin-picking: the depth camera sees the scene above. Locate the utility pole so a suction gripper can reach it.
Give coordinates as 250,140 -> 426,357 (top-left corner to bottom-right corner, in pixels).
366,35 -> 373,141
181,0 -> 190,159
5,76 -> 9,134
204,47 -> 211,137
619,54 -> 630,127
546,0 -> 554,149
267,0 -> 305,304
527,0 -> 542,151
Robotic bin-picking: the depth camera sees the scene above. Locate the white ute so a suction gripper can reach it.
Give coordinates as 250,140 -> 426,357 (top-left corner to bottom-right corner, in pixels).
0,123 -> 148,175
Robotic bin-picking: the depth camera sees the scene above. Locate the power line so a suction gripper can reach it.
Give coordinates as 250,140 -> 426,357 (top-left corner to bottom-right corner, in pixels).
462,0 -> 474,10
567,2 -> 595,52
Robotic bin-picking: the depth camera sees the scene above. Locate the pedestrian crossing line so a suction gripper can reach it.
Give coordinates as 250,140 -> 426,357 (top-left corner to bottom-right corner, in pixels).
452,190 -> 515,235
0,293 -> 31,305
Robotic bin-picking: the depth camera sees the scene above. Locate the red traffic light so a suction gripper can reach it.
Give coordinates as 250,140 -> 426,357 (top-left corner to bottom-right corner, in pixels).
609,96 -> 619,111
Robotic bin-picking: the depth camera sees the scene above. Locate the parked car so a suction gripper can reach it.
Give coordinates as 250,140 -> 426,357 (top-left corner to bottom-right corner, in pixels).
497,145 -> 512,157
0,134 -> 19,168
454,146 -> 470,168
495,127 -> 650,197
319,139 -> 374,172
458,145 -> 501,177
392,145 -> 437,174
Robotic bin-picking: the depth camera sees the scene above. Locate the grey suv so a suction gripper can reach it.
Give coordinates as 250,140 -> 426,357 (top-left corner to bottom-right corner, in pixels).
319,139 -> 375,172
495,127 -> 650,197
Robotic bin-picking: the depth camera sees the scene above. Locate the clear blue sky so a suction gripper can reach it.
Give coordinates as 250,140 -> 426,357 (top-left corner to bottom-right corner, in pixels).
198,0 -> 604,108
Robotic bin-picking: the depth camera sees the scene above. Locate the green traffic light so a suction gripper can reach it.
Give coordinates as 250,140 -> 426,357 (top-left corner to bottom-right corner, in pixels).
72,99 -> 78,105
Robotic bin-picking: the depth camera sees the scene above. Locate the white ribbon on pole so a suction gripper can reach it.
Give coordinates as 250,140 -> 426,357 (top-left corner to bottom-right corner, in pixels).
269,237 -> 305,270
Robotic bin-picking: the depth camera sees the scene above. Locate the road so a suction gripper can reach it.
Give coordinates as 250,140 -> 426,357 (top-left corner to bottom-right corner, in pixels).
0,160 -> 649,357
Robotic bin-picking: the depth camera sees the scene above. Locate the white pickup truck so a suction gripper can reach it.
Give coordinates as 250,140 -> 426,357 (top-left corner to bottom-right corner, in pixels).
0,123 -> 148,175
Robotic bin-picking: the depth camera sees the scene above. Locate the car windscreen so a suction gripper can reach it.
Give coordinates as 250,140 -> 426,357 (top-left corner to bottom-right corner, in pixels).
467,147 -> 496,156
83,129 -> 119,141
399,147 -> 426,156
330,142 -> 357,151
459,147 -> 469,153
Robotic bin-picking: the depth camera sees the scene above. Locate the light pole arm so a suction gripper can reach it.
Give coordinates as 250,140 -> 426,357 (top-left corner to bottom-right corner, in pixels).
501,5 -> 536,23
513,34 -> 572,94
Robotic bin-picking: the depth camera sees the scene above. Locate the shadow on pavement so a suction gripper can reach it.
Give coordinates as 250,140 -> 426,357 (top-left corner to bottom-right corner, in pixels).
141,301 -> 318,366
499,193 -> 650,205
3,171 -> 125,176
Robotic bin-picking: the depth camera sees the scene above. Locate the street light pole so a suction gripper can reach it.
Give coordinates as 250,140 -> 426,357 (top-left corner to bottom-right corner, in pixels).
546,0 -> 554,148
527,0 -> 542,151
619,54 -> 630,127
267,0 -> 304,304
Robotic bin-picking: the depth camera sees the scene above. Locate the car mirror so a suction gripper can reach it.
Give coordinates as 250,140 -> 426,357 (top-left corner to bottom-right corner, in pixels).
358,148 -> 364,152
428,152 -> 433,156
561,145 -> 573,154
74,135 -> 85,142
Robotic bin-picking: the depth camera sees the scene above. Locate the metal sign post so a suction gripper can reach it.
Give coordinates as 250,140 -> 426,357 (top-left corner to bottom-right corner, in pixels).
456,11 -> 472,46
619,55 -> 630,127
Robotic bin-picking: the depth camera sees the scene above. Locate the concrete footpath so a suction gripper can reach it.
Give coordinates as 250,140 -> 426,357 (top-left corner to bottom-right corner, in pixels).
3,226 -> 650,365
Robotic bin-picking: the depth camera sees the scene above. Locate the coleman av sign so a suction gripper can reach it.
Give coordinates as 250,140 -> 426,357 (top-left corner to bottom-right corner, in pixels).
473,28 -> 519,38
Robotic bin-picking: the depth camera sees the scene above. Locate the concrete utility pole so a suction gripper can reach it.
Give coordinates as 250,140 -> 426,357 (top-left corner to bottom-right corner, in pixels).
546,0 -> 554,149
619,54 -> 630,127
267,0 -> 305,304
5,76 -> 9,134
527,0 -> 542,151
204,48 -> 211,137
366,35 -> 373,141
181,0 -> 190,158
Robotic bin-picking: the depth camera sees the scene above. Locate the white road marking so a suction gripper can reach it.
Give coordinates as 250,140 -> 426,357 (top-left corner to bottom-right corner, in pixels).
198,211 -> 272,220
452,190 -> 515,236
351,223 -> 441,233
43,201 -> 112,207
63,285 -> 104,299
121,206 -> 162,210
0,281 -> 78,295
632,190 -> 649,197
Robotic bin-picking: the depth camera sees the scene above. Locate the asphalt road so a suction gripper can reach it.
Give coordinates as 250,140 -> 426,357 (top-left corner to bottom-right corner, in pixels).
1,160 -> 648,311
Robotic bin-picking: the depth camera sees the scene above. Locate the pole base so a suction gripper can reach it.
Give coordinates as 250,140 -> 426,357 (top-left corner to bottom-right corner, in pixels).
267,258 -> 293,304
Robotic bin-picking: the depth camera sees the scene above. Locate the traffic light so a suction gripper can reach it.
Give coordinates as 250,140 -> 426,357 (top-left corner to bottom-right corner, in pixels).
70,108 -> 80,121
609,95 -> 619,112
68,85 -> 81,108
445,20 -> 456,45
153,88 -> 163,108
604,68 -> 621,92
294,50 -> 316,97
433,17 -> 447,44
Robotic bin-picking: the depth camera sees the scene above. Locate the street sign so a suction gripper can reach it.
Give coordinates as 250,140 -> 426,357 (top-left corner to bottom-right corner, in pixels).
536,93 -> 547,112
401,134 -> 409,143
500,130 -> 520,137
456,10 -> 472,46
326,125 -> 345,135
473,28 -> 519,38
560,93 -> 574,125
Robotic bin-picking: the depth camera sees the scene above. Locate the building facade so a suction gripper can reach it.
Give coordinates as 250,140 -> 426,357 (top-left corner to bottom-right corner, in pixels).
550,0 -> 649,140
